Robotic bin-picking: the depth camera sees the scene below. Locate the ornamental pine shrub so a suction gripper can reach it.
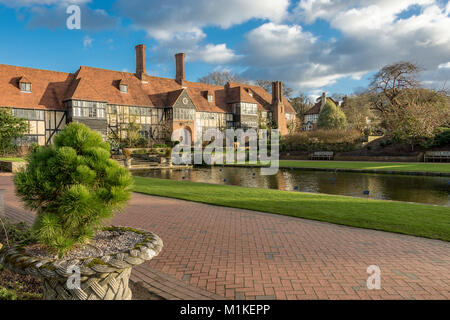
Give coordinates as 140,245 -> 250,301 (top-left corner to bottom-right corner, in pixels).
14,123 -> 133,256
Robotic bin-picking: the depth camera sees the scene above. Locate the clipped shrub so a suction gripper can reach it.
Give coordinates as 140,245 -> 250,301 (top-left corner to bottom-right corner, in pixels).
281,129 -> 362,152
14,123 -> 133,256
432,127 -> 450,147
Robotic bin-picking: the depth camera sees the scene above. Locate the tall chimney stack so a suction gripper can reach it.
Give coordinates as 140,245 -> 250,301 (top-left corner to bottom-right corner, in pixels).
271,81 -> 288,135
320,92 -> 326,111
175,53 -> 185,85
135,44 -> 146,80
272,81 -> 282,104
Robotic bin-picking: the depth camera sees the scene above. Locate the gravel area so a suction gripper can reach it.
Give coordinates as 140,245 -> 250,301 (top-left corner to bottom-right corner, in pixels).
25,230 -> 144,260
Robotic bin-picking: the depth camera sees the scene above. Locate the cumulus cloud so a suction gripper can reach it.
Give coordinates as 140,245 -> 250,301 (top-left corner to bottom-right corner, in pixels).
1,0 -> 118,31
151,32 -> 239,65
240,0 -> 450,92
0,0 -> 90,6
115,0 -> 289,40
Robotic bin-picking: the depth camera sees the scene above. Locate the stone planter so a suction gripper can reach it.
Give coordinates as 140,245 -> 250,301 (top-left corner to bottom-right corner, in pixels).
0,226 -> 163,300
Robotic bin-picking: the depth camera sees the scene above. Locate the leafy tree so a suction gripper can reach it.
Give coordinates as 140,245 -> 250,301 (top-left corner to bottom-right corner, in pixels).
0,108 -> 28,155
14,123 -> 133,256
126,117 -> 142,147
317,99 -> 347,130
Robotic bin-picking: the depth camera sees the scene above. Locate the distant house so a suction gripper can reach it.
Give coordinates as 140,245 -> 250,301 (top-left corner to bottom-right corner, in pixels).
303,92 -> 339,131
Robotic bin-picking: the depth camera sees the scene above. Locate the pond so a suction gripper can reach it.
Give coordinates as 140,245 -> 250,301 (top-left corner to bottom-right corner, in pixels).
133,166 -> 450,206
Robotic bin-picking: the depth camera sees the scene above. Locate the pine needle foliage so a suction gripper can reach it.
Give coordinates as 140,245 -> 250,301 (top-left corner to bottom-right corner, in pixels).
14,123 -> 133,257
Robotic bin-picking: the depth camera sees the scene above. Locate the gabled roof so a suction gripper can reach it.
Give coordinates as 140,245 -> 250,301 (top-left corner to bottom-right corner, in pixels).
1,63 -> 295,115
305,101 -> 322,115
69,66 -> 153,106
228,82 -> 296,114
166,89 -> 184,107
305,97 -> 339,115
0,64 -> 74,110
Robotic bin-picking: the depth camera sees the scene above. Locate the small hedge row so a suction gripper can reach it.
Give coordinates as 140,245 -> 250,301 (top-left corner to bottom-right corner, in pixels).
281,129 -> 363,152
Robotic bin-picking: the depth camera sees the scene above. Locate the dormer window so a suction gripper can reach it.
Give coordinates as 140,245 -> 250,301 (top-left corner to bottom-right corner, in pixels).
249,91 -> 253,97
207,94 -> 214,103
120,84 -> 128,93
19,77 -> 32,92
20,82 -> 32,92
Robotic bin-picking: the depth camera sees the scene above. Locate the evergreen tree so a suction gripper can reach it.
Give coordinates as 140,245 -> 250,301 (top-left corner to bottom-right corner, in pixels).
14,123 -> 133,256
317,99 -> 348,130
0,108 -> 28,155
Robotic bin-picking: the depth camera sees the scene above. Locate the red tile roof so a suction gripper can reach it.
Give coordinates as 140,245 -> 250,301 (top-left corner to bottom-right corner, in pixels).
304,97 -> 338,115
305,101 -> 322,115
1,64 -> 295,115
0,64 -> 74,110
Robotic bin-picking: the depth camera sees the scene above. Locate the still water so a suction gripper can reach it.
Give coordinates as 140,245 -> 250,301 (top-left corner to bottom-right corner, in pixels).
134,166 -> 450,206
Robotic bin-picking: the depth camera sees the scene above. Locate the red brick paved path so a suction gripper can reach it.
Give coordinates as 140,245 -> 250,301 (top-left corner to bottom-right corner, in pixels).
1,175 -> 449,300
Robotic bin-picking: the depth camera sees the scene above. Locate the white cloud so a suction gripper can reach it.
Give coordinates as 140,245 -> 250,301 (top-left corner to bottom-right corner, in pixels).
293,0 -> 434,25
244,23 -> 316,66
0,0 -> 90,6
438,62 -> 450,69
239,1 -> 450,92
115,0 -> 289,40
190,44 -> 238,64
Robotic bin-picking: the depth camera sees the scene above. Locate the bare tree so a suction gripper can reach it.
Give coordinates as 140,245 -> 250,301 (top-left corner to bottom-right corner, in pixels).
255,80 -> 293,97
198,71 -> 248,86
289,93 -> 313,123
369,62 -> 420,115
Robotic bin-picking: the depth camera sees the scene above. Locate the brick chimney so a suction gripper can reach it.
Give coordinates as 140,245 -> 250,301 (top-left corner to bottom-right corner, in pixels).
320,92 -> 326,111
175,53 -> 185,85
135,44 -> 146,80
271,81 -> 288,135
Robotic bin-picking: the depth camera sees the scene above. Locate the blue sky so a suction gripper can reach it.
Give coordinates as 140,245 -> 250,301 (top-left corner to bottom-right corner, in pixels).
0,0 -> 449,100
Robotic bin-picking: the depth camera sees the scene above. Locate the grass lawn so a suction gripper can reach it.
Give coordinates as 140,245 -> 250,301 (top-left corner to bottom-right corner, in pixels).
133,176 -> 450,242
0,157 -> 26,162
237,160 -> 450,173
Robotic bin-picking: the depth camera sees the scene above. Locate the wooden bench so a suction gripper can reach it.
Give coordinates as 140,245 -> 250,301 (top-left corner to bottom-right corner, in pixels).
310,151 -> 334,160
424,151 -> 450,162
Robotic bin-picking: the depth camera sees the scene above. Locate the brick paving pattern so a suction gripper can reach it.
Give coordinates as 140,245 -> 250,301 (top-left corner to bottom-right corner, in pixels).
1,175 -> 449,300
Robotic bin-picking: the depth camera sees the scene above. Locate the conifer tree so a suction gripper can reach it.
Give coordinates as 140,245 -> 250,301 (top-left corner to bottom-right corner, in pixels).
317,99 -> 347,130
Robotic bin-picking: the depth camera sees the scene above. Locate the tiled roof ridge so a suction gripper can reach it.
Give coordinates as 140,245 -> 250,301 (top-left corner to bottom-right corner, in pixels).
0,63 -> 73,75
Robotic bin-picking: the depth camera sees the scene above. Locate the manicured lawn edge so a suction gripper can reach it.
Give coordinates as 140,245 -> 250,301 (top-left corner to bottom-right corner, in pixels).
133,177 -> 450,242
0,158 -> 26,162
219,160 -> 450,176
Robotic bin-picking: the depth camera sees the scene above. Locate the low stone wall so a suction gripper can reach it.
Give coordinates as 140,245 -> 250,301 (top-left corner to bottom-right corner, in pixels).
0,161 -> 27,173
334,153 -> 423,162
281,152 -> 424,162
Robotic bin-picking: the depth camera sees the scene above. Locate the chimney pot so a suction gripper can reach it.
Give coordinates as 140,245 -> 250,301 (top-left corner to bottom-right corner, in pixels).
135,44 -> 146,80
175,53 -> 185,84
